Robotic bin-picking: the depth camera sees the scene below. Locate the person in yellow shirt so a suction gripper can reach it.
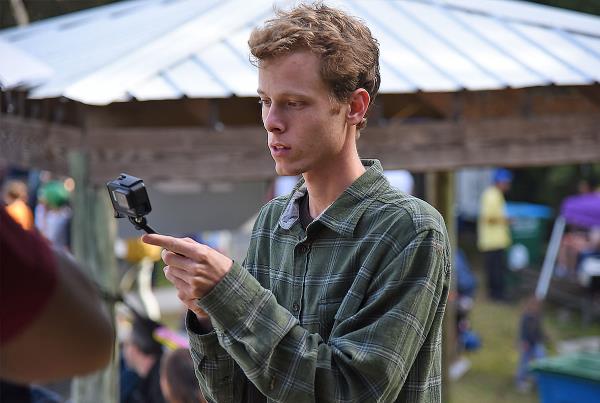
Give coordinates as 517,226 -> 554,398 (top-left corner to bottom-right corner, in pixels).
3,180 -> 34,230
478,169 -> 513,301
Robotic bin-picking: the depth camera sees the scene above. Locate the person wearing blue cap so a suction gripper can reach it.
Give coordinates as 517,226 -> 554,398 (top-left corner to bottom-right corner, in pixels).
478,168 -> 513,301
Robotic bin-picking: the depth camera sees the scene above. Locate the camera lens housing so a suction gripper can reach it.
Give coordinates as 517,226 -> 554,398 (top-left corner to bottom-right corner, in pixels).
106,174 -> 152,218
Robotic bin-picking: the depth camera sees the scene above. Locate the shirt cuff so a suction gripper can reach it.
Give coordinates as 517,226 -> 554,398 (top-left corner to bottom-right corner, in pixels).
186,310 -> 214,334
185,310 -> 224,358
196,260 -> 266,332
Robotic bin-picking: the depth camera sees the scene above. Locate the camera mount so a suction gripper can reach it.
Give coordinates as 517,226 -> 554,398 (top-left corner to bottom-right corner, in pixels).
128,216 -> 156,234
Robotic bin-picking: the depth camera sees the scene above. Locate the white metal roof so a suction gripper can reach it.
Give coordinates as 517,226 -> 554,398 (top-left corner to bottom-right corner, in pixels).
0,37 -> 53,88
0,0 -> 598,105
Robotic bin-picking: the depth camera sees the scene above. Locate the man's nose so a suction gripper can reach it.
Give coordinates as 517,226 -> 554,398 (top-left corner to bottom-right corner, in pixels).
264,105 -> 285,133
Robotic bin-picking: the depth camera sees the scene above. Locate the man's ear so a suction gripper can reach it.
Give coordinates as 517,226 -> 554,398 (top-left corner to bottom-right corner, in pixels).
347,88 -> 370,126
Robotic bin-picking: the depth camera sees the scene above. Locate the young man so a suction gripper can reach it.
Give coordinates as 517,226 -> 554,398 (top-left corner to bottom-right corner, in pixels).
143,4 -> 450,402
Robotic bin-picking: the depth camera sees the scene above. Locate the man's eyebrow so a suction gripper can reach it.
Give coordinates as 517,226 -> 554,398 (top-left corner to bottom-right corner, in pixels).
256,89 -> 311,98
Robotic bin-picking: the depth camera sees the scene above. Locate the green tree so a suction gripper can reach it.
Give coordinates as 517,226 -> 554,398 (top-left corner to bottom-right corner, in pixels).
1,0 -> 121,29
525,0 -> 600,16
508,164 -> 600,211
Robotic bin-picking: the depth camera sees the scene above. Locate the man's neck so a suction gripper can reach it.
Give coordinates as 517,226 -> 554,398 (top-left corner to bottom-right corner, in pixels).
302,153 -> 365,218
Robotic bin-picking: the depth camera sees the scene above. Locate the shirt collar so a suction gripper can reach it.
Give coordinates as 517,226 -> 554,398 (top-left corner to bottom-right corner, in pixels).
278,159 -> 388,237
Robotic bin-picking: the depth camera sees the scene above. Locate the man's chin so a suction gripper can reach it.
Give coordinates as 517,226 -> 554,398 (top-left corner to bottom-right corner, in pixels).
274,163 -> 300,177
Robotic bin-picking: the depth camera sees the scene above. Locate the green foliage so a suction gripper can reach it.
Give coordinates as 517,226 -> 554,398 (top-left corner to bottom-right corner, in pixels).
525,0 -> 600,16
507,164 -> 600,211
1,0 -> 122,29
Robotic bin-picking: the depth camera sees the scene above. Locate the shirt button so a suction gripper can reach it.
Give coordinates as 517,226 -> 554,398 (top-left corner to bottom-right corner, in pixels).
292,303 -> 300,312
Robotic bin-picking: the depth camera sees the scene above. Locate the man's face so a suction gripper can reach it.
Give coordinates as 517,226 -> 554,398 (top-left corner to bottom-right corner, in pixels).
498,180 -> 511,193
122,338 -> 141,374
258,51 -> 350,177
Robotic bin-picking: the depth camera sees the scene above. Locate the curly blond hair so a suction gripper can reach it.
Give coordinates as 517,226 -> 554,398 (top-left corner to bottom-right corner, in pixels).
249,3 -> 380,131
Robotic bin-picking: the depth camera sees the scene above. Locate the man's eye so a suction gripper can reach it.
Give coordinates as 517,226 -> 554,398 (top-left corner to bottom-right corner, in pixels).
259,99 -> 271,106
287,100 -> 303,107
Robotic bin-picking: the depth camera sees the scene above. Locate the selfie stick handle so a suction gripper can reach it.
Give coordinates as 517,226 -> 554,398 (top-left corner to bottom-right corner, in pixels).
128,216 -> 157,234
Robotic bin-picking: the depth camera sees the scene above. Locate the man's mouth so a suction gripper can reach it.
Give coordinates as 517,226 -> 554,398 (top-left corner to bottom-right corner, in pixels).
270,144 -> 291,158
270,144 -> 291,151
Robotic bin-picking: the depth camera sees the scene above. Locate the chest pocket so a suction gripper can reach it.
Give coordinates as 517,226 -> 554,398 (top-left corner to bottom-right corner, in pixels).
318,291 -> 366,342
318,300 -> 342,342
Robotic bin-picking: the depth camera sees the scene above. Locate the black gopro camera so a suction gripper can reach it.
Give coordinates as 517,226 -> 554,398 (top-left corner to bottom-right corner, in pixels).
107,173 -> 156,234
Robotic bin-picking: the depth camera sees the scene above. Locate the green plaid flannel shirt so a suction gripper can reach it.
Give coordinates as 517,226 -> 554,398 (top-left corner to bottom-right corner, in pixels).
187,159 -> 451,402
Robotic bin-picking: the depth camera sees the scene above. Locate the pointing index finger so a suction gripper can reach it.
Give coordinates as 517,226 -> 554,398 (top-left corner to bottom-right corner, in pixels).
142,234 -> 201,258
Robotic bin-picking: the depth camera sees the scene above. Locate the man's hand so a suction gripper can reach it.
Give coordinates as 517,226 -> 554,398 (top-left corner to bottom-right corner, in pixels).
141,234 -> 233,318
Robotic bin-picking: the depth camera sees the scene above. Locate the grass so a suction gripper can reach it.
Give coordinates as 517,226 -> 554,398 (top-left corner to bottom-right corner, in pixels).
450,291 -> 537,403
450,267 -> 600,403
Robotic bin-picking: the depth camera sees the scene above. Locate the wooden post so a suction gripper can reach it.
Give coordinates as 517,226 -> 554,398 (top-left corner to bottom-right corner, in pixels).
69,150 -> 119,403
9,0 -> 30,26
425,171 -> 457,403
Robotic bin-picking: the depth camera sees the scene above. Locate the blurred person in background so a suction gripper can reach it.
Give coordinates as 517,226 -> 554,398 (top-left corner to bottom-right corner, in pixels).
515,296 -> 546,392
576,178 -> 594,195
0,207 -> 114,397
3,179 -> 34,230
160,348 -> 206,403
556,224 -> 600,277
556,178 -> 600,277
122,313 -> 165,403
478,168 -> 513,301
35,181 -> 72,250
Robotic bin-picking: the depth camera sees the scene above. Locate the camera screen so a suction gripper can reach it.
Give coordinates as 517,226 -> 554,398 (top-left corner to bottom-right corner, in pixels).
112,190 -> 130,209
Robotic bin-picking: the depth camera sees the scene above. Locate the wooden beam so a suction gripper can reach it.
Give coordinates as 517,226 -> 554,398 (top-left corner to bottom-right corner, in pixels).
84,125 -> 271,183
2,113 -> 599,184
359,114 -> 600,171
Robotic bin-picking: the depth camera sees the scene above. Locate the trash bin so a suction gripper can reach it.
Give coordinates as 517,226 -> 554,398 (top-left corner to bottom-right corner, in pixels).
530,352 -> 600,403
506,202 -> 553,269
